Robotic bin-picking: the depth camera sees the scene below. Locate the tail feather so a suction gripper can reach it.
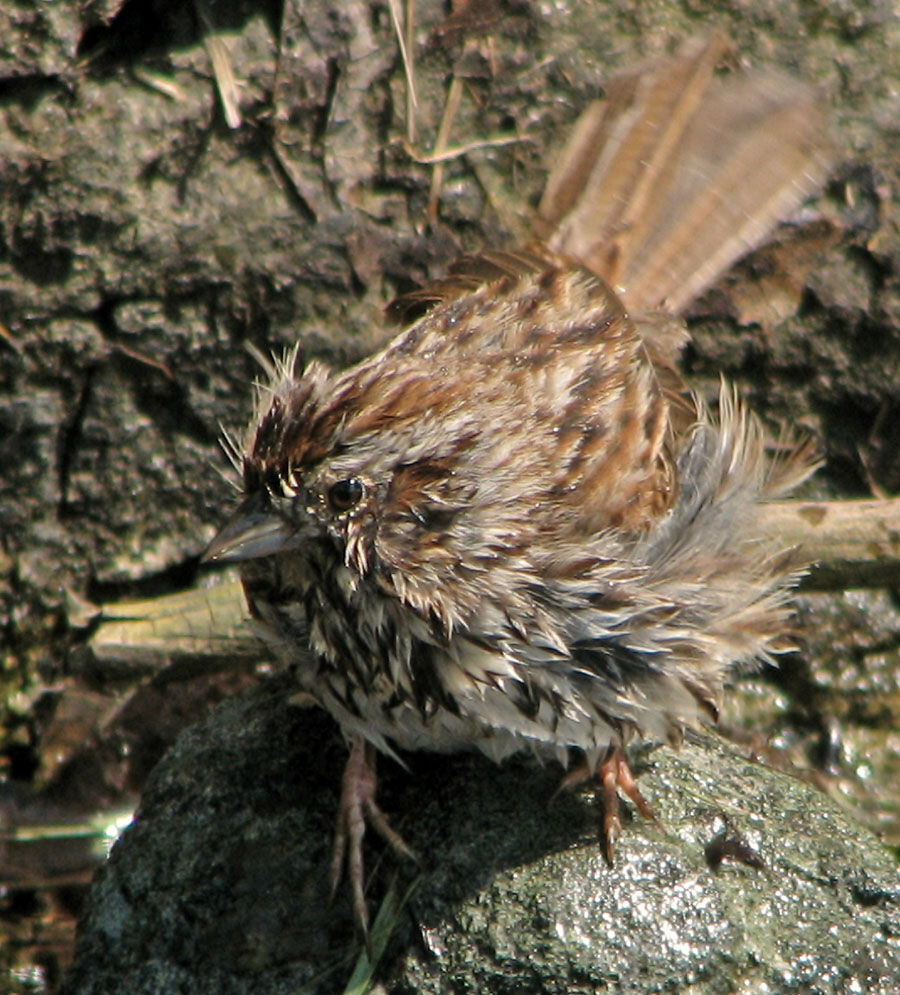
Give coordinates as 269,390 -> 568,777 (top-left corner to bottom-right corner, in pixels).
536,34 -> 832,315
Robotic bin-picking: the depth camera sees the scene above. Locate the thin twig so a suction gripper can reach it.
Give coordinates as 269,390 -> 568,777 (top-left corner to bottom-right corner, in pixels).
388,0 -> 418,144
427,60 -> 467,222
195,0 -> 241,129
403,133 -> 528,164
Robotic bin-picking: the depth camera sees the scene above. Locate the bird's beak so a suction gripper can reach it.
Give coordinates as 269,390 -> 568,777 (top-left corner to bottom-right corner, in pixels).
201,497 -> 300,564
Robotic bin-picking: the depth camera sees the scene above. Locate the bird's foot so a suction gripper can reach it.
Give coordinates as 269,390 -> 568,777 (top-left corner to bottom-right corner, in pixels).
554,743 -> 658,862
330,735 -> 419,939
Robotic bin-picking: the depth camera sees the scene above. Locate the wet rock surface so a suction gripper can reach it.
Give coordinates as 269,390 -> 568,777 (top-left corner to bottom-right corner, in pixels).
62,677 -> 900,994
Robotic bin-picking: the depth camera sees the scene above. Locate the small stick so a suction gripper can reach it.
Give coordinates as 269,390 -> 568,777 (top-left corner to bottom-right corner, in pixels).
758,496 -> 900,590
81,497 -> 900,680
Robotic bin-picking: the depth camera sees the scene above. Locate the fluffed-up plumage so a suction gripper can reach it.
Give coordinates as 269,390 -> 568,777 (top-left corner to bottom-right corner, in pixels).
204,33 -> 831,930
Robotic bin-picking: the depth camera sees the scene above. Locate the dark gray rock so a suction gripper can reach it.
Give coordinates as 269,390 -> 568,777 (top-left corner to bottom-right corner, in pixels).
63,676 -> 900,994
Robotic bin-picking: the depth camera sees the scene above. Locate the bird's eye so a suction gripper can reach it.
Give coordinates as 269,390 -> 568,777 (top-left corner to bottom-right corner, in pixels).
327,478 -> 364,512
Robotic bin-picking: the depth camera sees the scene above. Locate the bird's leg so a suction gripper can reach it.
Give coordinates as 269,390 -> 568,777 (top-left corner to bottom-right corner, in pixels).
329,735 -> 419,937
554,742 -> 658,862
597,743 -> 657,861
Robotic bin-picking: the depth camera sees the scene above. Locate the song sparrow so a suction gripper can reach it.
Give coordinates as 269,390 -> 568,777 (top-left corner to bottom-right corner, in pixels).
204,35 -> 831,932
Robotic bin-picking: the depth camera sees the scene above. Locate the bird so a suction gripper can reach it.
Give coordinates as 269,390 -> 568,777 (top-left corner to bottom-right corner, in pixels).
203,33 -> 831,934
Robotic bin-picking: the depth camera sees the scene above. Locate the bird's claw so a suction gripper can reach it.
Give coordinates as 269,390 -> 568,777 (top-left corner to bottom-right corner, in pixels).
554,743 -> 659,862
330,736 -> 419,940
